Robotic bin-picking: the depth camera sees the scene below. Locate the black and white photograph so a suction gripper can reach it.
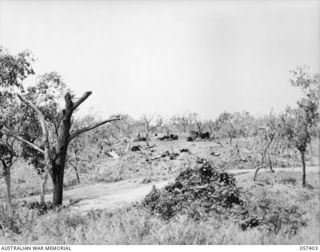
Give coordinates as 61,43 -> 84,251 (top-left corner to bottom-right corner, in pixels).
0,0 -> 319,247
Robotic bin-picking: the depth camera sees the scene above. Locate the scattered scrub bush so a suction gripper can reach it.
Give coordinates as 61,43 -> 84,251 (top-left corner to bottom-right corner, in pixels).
279,176 -> 297,185
0,202 -> 37,236
239,189 -> 308,236
143,159 -> 243,220
143,159 -> 310,238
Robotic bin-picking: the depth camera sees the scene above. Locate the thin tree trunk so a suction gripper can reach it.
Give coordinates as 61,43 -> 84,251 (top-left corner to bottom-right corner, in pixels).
145,131 -> 150,146
267,152 -> 274,172
235,139 -> 240,157
318,135 -> 320,170
3,163 -> 11,205
40,171 -> 48,204
301,150 -> 306,188
74,167 -> 80,185
71,161 -> 80,184
253,137 -> 274,181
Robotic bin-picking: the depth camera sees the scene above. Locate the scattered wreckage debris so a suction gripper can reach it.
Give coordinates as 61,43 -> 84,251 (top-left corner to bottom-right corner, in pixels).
109,151 -> 120,159
105,150 -> 120,159
210,151 -> 220,157
134,133 -> 147,142
131,145 -> 141,152
158,134 -> 179,141
146,150 -> 180,161
187,131 -> 211,141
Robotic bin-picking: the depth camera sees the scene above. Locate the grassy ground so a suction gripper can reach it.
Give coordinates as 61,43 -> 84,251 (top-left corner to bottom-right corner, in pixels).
0,136 -> 319,245
0,169 -> 319,245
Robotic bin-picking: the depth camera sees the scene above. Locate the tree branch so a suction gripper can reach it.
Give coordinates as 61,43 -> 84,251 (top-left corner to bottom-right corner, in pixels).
2,125 -> 44,155
69,116 -> 120,142
72,91 -> 92,111
17,94 -> 49,147
14,135 -> 45,154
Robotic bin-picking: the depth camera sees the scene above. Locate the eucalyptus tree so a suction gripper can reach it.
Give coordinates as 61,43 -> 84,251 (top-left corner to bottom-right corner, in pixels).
281,100 -> 318,187
19,72 -> 69,204
0,113 -> 20,204
140,114 -> 162,146
253,112 -> 281,181
16,86 -> 121,206
0,49 -> 121,206
0,47 -> 34,204
170,113 -> 198,134
290,66 -> 320,167
214,112 -> 236,144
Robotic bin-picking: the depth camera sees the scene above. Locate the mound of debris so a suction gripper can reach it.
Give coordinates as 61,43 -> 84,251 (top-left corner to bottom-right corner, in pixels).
143,159 -> 243,220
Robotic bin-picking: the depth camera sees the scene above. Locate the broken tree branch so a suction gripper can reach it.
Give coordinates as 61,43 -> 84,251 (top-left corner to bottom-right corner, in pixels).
14,136 -> 45,154
71,91 -> 92,112
69,116 -> 121,142
2,126 -> 45,155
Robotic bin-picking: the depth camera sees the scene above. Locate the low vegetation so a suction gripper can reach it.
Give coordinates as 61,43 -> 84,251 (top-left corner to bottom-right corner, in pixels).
0,167 -> 319,245
143,159 -> 243,220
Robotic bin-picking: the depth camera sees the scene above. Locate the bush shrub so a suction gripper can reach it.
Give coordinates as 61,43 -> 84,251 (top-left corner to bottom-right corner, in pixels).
239,189 -> 307,236
0,202 -> 37,236
279,176 -> 297,185
143,159 -> 243,220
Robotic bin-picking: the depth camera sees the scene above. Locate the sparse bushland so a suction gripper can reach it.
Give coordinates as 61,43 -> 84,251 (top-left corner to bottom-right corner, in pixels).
0,194 -> 318,245
1,48 -> 320,245
0,167 -> 319,245
0,135 -> 314,201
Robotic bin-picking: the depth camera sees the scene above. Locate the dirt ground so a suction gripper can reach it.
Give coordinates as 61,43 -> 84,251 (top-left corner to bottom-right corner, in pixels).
22,165 -> 319,212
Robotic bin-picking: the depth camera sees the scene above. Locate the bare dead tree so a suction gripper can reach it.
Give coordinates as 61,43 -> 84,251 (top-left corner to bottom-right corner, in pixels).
141,114 -> 162,146
253,135 -> 275,181
15,92 -> 120,207
253,111 -> 277,181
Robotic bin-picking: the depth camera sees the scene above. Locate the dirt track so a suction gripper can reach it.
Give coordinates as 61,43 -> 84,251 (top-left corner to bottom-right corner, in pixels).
24,166 -> 319,212
66,179 -> 173,212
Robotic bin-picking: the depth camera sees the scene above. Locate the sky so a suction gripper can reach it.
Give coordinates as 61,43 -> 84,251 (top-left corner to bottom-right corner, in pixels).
0,0 -> 319,120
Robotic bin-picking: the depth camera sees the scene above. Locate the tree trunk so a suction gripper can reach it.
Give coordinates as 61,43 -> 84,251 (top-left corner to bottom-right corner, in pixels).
235,139 -> 240,157
51,162 -> 65,206
145,132 -> 150,146
301,150 -> 306,188
267,153 -> 274,173
51,140 -> 70,207
73,162 -> 80,184
40,171 -> 48,204
318,135 -> 320,170
50,95 -> 73,207
3,163 -> 11,205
